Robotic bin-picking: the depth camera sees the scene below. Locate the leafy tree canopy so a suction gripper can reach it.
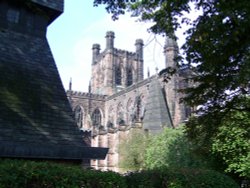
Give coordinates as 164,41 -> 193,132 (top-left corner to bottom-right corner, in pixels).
144,127 -> 210,170
212,110 -> 250,177
118,129 -> 149,171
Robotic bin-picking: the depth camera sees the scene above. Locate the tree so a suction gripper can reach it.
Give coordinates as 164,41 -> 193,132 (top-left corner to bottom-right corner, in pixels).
212,110 -> 250,177
118,129 -> 148,171
93,0 -> 250,178
144,127 -> 209,170
186,98 -> 250,177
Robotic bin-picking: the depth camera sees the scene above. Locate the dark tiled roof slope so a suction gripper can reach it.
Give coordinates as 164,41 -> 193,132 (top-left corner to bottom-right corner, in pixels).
0,29 -> 107,160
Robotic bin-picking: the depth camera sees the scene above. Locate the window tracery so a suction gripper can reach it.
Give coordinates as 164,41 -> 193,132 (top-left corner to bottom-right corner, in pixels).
127,68 -> 133,86
74,105 -> 84,129
117,103 -> 125,126
91,108 -> 102,127
115,66 -> 122,85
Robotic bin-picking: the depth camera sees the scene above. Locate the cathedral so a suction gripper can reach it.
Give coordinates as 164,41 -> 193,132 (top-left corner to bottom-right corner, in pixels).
67,31 -> 190,171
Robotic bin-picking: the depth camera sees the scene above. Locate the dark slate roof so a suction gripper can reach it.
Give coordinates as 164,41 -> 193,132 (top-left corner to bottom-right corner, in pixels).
31,0 -> 64,24
0,29 -> 108,160
143,77 -> 173,134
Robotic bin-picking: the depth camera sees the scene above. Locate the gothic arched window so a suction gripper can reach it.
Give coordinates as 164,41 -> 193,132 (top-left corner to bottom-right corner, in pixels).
74,105 -> 84,129
134,95 -> 144,122
115,66 -> 122,85
127,68 -> 133,86
126,98 -> 133,124
117,103 -> 125,126
92,108 -> 102,127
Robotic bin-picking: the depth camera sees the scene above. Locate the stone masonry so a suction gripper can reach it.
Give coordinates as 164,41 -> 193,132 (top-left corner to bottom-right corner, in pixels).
67,31 -> 190,171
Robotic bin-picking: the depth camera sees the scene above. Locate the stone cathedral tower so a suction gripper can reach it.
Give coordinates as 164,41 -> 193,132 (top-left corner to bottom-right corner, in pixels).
91,31 -> 144,95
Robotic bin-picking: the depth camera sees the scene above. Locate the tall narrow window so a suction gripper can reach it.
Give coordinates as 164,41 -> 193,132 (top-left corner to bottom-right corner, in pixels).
134,96 -> 144,122
74,105 -> 84,129
7,8 -> 20,23
92,108 -> 102,127
115,66 -> 122,85
127,68 -> 133,86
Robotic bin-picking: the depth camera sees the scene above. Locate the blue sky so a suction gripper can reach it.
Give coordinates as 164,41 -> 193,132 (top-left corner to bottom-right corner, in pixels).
47,0 -> 188,91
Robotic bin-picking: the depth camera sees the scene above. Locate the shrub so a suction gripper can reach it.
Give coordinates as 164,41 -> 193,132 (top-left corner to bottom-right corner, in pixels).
0,159 -> 239,188
0,159 -> 127,188
124,168 -> 240,188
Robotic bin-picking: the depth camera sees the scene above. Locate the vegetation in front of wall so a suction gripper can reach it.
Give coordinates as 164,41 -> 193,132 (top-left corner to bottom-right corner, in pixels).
118,129 -> 149,171
0,159 -> 239,188
125,168 -> 240,188
0,159 -> 127,188
118,127 -> 212,172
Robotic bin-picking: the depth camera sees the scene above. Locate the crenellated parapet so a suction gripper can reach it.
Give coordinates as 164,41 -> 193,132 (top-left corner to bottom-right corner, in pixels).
67,90 -> 107,100
107,75 -> 155,100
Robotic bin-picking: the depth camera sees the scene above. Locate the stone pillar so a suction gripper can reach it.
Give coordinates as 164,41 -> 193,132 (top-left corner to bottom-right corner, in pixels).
135,39 -> 144,81
106,31 -> 115,50
164,36 -> 178,68
92,43 -> 100,65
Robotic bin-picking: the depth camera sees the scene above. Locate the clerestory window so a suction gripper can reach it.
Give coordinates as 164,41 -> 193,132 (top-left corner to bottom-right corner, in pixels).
127,68 -> 133,86
115,66 -> 122,85
92,108 -> 102,127
74,105 -> 84,129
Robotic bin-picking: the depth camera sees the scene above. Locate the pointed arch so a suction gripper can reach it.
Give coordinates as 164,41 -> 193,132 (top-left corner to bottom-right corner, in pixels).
115,65 -> 122,85
117,102 -> 125,126
107,105 -> 114,128
91,108 -> 102,127
74,105 -> 84,129
126,98 -> 134,124
127,67 -> 133,86
133,94 -> 145,122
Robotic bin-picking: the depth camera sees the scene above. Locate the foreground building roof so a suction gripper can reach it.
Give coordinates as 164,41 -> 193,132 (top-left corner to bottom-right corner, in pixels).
0,0 -> 108,160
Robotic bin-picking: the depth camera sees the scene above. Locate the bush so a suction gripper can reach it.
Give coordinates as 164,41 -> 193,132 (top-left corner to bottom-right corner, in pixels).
0,159 -> 127,188
0,159 -> 239,188
124,168 -> 240,188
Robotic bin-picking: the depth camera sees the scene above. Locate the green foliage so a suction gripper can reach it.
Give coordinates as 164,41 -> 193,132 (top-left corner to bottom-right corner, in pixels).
119,127 -> 211,172
118,129 -> 149,171
212,110 -> 250,177
144,127 -> 209,170
125,169 -> 240,188
186,108 -> 250,178
0,159 -> 127,188
0,159 -> 239,188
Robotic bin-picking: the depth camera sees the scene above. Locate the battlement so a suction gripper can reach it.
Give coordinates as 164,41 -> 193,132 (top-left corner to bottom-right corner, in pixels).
67,90 -> 107,100
107,75 -> 156,100
113,48 -> 136,57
